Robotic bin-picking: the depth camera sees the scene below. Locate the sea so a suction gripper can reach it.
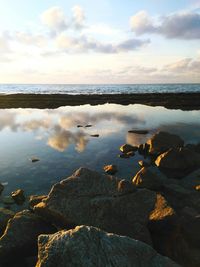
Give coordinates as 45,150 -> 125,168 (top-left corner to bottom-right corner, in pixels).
0,83 -> 200,94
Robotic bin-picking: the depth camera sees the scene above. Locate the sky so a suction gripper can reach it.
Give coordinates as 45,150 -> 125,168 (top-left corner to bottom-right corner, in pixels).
0,0 -> 200,84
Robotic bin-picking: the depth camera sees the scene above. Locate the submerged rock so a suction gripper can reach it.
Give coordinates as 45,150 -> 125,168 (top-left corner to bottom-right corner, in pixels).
36,225 -> 180,267
155,147 -> 200,178
90,134 -> 99,137
11,189 -> 25,205
34,168 -> 156,244
31,157 -> 40,163
120,144 -> 138,154
147,131 -> 184,155
103,165 -> 118,175
132,167 -> 167,191
0,210 -> 55,261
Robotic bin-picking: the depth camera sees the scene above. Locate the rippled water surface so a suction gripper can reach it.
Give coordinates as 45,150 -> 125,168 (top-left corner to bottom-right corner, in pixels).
0,104 -> 200,196
0,83 -> 200,94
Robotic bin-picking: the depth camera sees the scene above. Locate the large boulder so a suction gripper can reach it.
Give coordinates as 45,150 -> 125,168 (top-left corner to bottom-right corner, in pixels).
35,168 -> 156,244
36,225 -> 180,267
147,132 -> 184,155
132,166 -> 167,191
0,210 -> 55,263
155,147 -> 200,178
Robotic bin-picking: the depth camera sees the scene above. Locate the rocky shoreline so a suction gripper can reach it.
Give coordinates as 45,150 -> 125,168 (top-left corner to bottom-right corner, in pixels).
0,92 -> 200,110
0,131 -> 200,266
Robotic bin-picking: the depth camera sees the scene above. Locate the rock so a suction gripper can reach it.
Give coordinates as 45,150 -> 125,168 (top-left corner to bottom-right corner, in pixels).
185,143 -> 200,154
90,134 -> 99,137
127,151 -> 135,157
138,143 -> 150,155
148,195 -> 184,264
35,168 -> 156,244
138,160 -> 151,168
31,157 -> 40,163
0,208 -> 15,236
155,147 -> 200,178
118,153 -> 130,158
36,225 -> 180,267
147,131 -> 184,155
3,196 -> 15,205
103,165 -> 118,175
128,129 -> 149,134
77,125 -> 83,128
120,144 -> 138,154
0,183 -> 4,195
132,167 -> 167,191
85,124 -> 92,128
0,210 -> 55,262
181,168 -> 200,190
11,189 -> 25,205
29,195 -> 47,209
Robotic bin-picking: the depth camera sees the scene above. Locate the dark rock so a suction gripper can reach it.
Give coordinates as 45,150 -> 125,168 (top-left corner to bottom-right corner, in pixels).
128,129 -> 149,134
181,169 -> 200,190
147,131 -> 184,155
155,147 -> 200,178
0,183 -> 4,195
36,225 -> 180,267
11,189 -> 25,205
103,165 -> 118,175
31,157 -> 40,163
90,134 -> 99,137
132,167 -> 167,191
85,124 -> 92,128
138,143 -> 150,155
0,210 -> 56,261
34,168 -> 156,244
77,125 -> 83,128
0,208 -> 15,236
138,160 -> 151,168
120,144 -> 138,154
118,153 -> 130,158
3,196 -> 15,205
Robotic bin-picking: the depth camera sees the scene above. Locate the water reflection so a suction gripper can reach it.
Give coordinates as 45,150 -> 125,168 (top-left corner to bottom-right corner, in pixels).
0,104 -> 199,195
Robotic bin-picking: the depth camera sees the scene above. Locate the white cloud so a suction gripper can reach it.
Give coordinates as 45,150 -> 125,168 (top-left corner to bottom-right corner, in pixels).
41,6 -> 67,32
72,5 -> 85,29
130,10 -> 200,39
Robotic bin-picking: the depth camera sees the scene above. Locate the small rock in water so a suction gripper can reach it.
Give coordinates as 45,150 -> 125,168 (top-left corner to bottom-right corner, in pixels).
77,125 -> 83,128
90,134 -> 99,137
118,153 -> 130,159
120,144 -> 138,154
0,183 -> 4,195
85,124 -> 92,128
128,130 -> 149,135
3,196 -> 15,205
103,165 -> 118,175
31,157 -> 40,163
195,185 -> 200,191
11,189 -> 26,205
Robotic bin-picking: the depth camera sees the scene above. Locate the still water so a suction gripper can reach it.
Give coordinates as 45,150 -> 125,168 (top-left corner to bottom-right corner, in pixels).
0,104 -> 200,196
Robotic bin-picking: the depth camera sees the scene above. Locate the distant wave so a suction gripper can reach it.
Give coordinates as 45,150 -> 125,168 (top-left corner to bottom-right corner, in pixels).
0,84 -> 200,94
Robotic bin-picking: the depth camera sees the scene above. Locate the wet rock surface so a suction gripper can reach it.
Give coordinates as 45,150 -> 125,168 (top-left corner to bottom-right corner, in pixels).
36,225 -> 180,267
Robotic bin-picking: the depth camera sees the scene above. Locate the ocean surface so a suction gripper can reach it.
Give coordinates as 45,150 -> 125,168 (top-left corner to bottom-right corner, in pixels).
0,84 -> 200,94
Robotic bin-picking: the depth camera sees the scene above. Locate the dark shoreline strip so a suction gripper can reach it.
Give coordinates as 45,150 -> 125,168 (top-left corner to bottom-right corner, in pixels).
0,93 -> 199,110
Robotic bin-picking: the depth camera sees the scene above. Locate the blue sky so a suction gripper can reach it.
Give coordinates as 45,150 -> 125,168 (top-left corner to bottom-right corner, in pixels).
0,0 -> 200,83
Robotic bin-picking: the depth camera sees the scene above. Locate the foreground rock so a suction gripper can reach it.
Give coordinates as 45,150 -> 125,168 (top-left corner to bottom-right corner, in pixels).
0,210 -> 55,262
35,168 -> 156,244
132,167 -> 167,191
29,195 -> 47,209
36,225 -> 180,267
120,144 -> 138,154
147,131 -> 184,155
155,147 -> 200,178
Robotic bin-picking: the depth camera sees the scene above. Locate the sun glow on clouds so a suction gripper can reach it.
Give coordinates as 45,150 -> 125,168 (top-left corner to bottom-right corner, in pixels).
0,1 -> 199,83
